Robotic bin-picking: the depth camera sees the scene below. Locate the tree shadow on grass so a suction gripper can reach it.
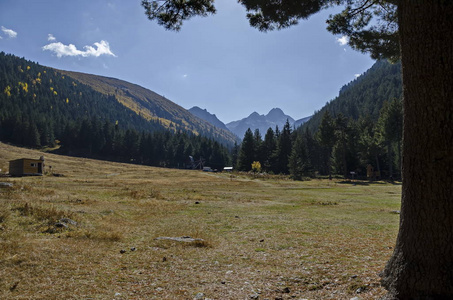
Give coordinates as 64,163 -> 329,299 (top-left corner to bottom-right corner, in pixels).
338,180 -> 402,186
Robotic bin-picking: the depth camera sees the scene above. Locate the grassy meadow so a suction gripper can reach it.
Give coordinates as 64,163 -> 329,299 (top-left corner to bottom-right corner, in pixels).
0,142 -> 401,299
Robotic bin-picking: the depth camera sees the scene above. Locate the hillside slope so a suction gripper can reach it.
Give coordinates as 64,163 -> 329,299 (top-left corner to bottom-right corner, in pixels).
58,70 -> 237,145
302,60 -> 402,132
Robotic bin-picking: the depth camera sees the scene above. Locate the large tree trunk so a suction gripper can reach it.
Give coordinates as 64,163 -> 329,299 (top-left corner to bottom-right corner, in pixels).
381,1 -> 453,299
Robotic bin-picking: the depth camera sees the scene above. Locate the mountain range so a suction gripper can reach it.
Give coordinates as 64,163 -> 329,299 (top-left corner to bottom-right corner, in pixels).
190,107 -> 311,139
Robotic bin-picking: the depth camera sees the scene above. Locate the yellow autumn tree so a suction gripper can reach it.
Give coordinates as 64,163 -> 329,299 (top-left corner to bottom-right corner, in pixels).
4,86 -> 11,97
251,161 -> 262,174
18,82 -> 28,93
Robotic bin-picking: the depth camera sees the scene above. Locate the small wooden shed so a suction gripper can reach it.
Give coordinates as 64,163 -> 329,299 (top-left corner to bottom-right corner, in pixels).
9,157 -> 45,176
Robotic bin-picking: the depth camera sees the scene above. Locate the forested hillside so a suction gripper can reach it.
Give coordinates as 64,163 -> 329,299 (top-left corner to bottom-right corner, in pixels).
302,60 -> 402,132
234,60 -> 403,181
0,52 -> 231,169
59,70 -> 238,145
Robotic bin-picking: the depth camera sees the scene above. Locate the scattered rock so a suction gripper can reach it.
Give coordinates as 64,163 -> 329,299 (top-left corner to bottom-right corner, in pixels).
53,218 -> 77,230
195,201 -> 200,204
391,210 -> 401,214
260,239 -> 264,242
350,297 -> 362,300
162,257 -> 167,262
249,294 -> 259,299
350,275 -> 358,279
194,292 -> 205,299
120,249 -> 126,254
130,247 -> 136,251
0,182 -> 13,188
356,287 -> 366,294
54,222 -> 68,228
221,281 -> 226,284
60,218 -> 78,226
282,287 -> 290,293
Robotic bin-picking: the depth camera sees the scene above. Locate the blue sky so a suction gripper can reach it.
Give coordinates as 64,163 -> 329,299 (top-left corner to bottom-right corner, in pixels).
0,0 -> 374,123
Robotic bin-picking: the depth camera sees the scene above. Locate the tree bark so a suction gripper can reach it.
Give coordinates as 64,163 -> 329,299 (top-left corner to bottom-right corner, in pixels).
381,1 -> 453,299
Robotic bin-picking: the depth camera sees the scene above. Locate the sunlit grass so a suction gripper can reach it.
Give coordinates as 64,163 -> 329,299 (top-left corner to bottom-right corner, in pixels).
0,142 -> 401,299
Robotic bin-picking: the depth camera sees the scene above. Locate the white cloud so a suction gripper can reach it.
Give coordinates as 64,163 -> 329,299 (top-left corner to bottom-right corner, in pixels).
1,26 -> 18,38
42,40 -> 116,58
83,40 -> 116,57
48,34 -> 56,41
336,35 -> 349,46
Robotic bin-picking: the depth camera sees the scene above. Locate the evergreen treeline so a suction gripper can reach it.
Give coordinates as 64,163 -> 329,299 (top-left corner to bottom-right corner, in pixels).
0,52 -> 230,169
236,98 -> 403,180
59,118 -> 230,169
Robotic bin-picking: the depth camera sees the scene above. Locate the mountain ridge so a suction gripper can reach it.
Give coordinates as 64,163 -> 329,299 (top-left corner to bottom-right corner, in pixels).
188,106 -> 231,133
225,108 -> 310,138
57,69 -> 238,146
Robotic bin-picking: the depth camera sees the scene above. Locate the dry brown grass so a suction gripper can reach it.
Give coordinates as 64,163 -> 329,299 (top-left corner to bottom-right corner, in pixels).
0,142 -> 401,299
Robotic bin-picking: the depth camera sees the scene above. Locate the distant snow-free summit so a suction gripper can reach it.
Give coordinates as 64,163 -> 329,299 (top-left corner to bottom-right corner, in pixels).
226,108 -> 311,139
188,106 -> 230,132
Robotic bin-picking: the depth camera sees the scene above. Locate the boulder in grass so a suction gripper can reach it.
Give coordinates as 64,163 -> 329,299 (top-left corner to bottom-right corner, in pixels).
59,218 -> 78,226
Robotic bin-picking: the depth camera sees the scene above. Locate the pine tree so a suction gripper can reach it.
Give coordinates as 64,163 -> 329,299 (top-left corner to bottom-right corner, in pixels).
289,133 -> 309,180
253,128 -> 264,165
377,99 -> 403,180
333,114 -> 350,177
237,128 -> 255,171
262,127 -> 277,172
275,120 -> 292,174
317,111 -> 336,178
